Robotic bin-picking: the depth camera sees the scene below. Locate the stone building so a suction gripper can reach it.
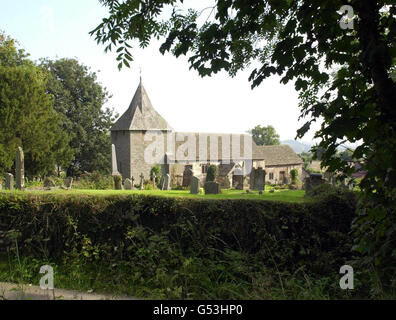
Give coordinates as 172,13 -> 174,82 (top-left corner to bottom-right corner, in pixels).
111,80 -> 303,188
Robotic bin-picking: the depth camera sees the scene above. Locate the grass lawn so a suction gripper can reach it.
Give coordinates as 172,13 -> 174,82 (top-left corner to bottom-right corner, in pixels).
0,188 -> 307,203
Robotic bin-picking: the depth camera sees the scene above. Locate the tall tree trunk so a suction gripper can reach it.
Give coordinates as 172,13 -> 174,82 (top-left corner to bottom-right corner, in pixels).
354,0 -> 396,122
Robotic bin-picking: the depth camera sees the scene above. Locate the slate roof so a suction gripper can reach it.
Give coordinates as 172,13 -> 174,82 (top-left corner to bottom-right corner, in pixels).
111,80 -> 173,131
252,145 -> 303,166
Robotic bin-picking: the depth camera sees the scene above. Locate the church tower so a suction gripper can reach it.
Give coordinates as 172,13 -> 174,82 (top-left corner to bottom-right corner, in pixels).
110,79 -> 173,180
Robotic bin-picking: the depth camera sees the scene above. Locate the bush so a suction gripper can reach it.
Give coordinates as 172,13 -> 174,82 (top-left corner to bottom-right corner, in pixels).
290,169 -> 299,184
73,172 -> 113,190
150,165 -> 162,187
305,183 -> 356,203
206,165 -> 218,182
0,192 -> 358,277
43,177 -> 60,187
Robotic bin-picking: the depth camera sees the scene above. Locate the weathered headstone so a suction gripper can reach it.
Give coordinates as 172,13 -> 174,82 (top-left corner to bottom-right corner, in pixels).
235,181 -> 244,190
204,181 -> 220,195
15,147 -> 25,190
5,173 -> 14,190
111,144 -> 120,176
124,178 -> 133,190
65,177 -> 73,189
304,173 -> 325,192
139,173 -> 144,190
152,173 -> 156,188
190,176 -> 201,194
162,174 -> 170,191
250,167 -> 266,191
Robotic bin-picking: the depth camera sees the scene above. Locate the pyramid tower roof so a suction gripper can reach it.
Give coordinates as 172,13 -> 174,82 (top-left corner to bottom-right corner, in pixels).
111,80 -> 173,131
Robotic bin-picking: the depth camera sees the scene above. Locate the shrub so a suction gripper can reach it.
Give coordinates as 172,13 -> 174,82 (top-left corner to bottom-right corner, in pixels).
305,183 -> 356,203
150,165 -> 162,187
206,165 -> 218,182
73,172 -> 113,190
290,169 -> 299,184
43,177 -> 57,187
0,192 -> 357,276
144,183 -> 154,190
113,175 -> 122,190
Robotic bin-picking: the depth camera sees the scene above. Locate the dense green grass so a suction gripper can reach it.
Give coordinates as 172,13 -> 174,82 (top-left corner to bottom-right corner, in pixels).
0,188 -> 306,203
0,251 -> 352,300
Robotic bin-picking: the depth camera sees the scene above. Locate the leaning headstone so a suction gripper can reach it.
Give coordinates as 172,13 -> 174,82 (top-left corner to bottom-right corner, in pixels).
5,173 -> 14,190
124,178 -> 133,190
162,174 -> 170,191
65,177 -> 73,189
15,147 -> 25,190
139,173 -> 144,190
190,176 -> 200,194
204,181 -> 220,195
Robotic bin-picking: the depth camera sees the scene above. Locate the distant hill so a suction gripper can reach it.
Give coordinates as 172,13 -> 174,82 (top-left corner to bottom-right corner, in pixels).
281,140 -> 313,154
282,139 -> 361,154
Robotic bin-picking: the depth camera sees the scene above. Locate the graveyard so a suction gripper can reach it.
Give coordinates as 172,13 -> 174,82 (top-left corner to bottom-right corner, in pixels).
1,0 -> 394,302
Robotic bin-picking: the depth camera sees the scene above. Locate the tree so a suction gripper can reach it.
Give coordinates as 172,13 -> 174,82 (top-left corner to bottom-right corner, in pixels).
248,125 -> 280,146
338,149 -> 355,162
40,58 -> 118,176
206,165 -> 218,182
91,1 -> 396,290
0,33 -> 72,178
290,169 -> 299,184
299,152 -> 313,170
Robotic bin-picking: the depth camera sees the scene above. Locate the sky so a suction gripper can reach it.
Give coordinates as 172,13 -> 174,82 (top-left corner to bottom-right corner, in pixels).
0,0 -> 321,141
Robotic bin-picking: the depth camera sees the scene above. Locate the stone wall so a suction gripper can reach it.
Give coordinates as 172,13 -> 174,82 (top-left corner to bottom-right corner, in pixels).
266,164 -> 303,184
111,130 -> 131,179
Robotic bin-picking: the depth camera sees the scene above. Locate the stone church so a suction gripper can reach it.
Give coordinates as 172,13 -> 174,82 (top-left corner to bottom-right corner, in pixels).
111,80 -> 303,188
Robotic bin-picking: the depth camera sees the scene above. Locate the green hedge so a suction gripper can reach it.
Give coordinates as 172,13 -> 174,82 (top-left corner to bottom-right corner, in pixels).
0,192 -> 357,276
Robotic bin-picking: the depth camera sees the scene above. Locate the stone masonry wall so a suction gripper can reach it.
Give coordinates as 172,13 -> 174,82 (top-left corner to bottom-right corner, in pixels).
112,131 -> 131,179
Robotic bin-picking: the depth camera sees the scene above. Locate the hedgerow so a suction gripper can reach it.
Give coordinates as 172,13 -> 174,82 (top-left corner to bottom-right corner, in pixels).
0,192 -> 358,277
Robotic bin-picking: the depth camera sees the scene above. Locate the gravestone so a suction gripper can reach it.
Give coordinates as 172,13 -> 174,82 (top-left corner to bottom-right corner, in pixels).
162,174 -> 170,191
5,173 -> 14,190
250,167 -> 266,191
235,181 -> 244,190
152,173 -> 156,188
204,181 -> 220,195
190,176 -> 200,194
16,147 -> 25,190
65,177 -> 73,189
0,183 -> 2,190
124,178 -> 133,190
139,173 -> 144,190
111,144 -> 120,176
304,173 -> 325,192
